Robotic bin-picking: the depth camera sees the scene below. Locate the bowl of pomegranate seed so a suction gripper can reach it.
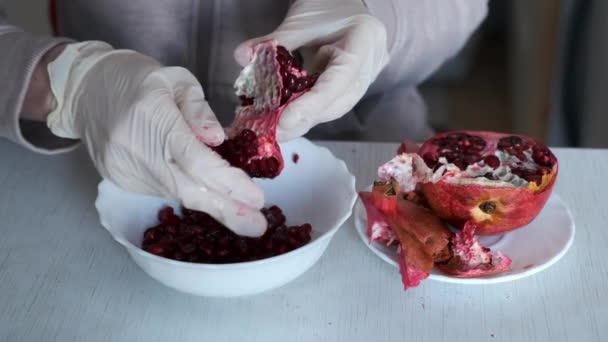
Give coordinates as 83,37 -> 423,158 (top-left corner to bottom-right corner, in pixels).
95,138 -> 356,297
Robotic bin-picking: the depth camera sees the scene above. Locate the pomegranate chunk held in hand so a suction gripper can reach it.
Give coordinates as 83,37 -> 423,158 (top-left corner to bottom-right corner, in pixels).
213,40 -> 319,178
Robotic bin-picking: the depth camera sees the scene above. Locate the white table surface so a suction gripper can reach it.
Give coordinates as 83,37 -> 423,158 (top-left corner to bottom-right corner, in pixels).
0,140 -> 606,342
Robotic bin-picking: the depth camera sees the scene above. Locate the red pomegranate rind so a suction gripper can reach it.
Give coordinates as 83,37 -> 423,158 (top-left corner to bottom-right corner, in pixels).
397,248 -> 429,290
386,197 -> 452,262
420,178 -> 555,235
359,192 -> 398,246
414,130 -> 558,235
397,140 -> 420,155
362,190 -> 432,289
218,40 -> 318,178
371,181 -> 399,214
436,222 -> 512,277
392,221 -> 433,288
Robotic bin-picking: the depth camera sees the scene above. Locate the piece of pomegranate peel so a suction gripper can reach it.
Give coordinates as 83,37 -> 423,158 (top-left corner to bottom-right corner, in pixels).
361,185 -> 453,290
436,222 -> 512,277
387,197 -> 452,262
359,192 -> 397,246
397,247 -> 430,290
378,131 -> 558,235
214,40 -> 319,178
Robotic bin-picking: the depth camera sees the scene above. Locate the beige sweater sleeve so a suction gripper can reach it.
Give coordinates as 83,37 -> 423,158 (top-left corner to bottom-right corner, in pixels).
0,7 -> 77,154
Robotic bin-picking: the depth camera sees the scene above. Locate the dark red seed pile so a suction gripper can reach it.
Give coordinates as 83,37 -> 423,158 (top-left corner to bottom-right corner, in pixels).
423,133 -> 555,185
142,206 -> 312,264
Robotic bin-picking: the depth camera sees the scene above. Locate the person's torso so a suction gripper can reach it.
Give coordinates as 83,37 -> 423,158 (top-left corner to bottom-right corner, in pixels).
52,0 -> 430,141
54,0 -> 287,126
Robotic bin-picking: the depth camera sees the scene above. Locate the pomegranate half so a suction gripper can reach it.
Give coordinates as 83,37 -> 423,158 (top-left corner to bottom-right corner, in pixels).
380,131 -> 558,235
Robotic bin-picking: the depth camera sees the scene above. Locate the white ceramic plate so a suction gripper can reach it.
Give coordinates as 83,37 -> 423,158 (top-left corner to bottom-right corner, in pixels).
354,190 -> 575,284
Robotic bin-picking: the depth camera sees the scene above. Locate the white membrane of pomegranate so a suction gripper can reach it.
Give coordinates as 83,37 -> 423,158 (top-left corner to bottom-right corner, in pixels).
234,43 -> 281,113
378,151 -> 539,193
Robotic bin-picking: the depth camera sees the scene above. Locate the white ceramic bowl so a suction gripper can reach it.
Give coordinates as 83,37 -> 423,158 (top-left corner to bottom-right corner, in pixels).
95,138 -> 356,297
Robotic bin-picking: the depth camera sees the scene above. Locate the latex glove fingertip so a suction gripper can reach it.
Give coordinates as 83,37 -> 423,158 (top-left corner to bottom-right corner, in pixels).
276,125 -> 307,143
233,209 -> 268,238
234,41 -> 256,66
195,122 -> 225,147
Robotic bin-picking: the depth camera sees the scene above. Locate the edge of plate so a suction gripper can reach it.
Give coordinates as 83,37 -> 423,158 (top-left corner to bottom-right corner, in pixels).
353,190 -> 576,285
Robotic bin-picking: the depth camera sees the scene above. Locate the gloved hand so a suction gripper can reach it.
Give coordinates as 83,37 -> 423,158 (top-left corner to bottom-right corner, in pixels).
46,42 -> 267,237
234,0 -> 390,142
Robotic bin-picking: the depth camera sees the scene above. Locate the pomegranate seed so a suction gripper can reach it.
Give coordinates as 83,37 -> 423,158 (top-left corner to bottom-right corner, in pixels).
293,79 -> 307,92
463,154 -> 479,165
483,155 -> 500,168
468,139 -> 486,152
422,152 -> 438,168
239,95 -> 254,106
537,167 -> 551,175
529,175 -> 542,186
146,245 -> 165,256
143,228 -> 157,242
280,89 -> 292,105
173,251 -> 187,261
158,207 -> 180,225
498,136 -> 523,150
445,152 -> 459,163
162,225 -> 177,236
453,159 -> 467,171
158,234 -> 176,245
284,74 -> 297,90
179,242 -> 196,254
292,153 -> 300,164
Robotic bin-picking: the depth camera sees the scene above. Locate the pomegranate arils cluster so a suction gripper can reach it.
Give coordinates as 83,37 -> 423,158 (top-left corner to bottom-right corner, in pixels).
212,129 -> 279,178
142,206 -> 312,264
532,145 -> 556,167
214,41 -> 318,179
423,133 -> 486,171
276,46 -> 319,105
422,132 -> 557,186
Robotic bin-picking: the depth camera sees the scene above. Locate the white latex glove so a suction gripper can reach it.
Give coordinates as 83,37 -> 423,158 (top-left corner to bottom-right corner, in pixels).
234,0 -> 389,142
46,42 -> 267,237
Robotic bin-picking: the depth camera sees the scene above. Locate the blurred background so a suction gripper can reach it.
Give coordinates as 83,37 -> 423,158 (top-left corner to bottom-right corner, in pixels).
4,0 -> 607,147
